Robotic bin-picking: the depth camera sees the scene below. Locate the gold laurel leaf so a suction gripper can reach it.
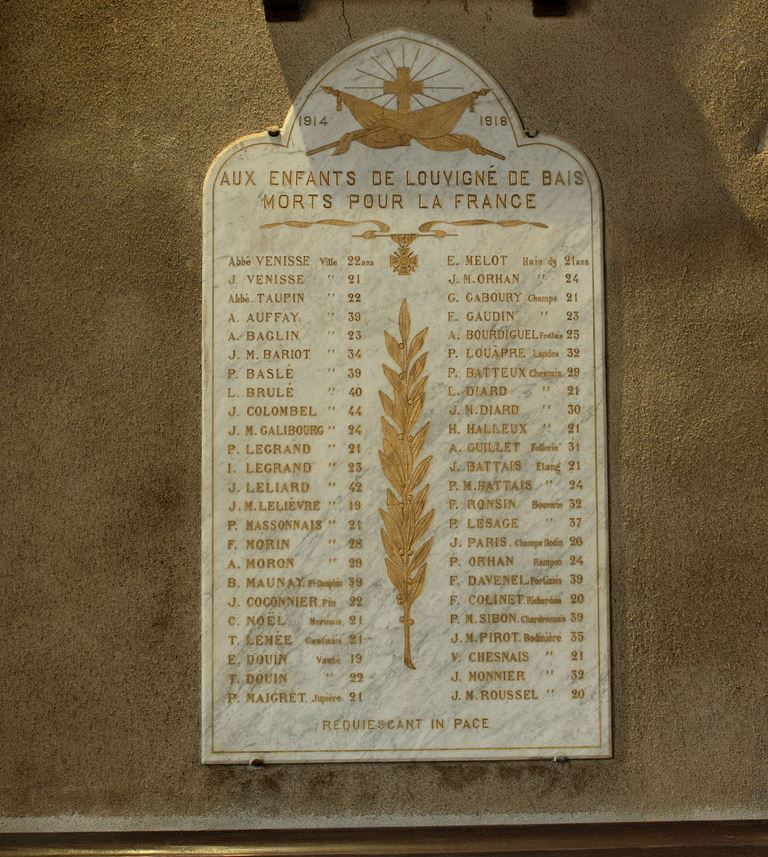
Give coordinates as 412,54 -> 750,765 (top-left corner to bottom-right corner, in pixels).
378,299 -> 434,670
378,391 -> 397,424
398,300 -> 411,345
384,331 -> 404,368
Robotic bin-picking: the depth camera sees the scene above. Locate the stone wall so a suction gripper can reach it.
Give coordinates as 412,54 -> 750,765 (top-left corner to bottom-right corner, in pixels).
1,0 -> 766,830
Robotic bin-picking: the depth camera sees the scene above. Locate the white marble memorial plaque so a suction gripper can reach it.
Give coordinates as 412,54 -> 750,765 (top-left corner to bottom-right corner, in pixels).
202,30 -> 610,763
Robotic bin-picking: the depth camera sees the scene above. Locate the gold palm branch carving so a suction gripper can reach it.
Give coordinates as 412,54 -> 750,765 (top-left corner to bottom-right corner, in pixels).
378,300 -> 434,670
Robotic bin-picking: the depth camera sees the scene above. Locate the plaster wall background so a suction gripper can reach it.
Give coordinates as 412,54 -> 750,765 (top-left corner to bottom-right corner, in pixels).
1,0 -> 766,830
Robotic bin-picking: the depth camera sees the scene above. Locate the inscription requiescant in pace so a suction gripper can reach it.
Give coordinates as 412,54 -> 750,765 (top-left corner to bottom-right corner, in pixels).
202,30 -> 610,763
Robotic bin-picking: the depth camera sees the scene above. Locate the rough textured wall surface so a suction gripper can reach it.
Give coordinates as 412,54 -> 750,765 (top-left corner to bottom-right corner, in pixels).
1,0 -> 766,831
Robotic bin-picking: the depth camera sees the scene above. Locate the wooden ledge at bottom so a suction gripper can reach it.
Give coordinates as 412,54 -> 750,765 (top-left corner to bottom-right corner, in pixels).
0,820 -> 767,857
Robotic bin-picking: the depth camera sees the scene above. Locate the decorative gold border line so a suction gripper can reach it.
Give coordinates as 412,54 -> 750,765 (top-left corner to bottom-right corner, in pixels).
417,217 -> 548,233
260,217 -> 548,236
261,217 -> 391,237
259,218 -> 550,275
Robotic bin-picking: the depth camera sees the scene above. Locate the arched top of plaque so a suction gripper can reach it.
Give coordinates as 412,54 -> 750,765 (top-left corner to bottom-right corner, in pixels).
205,29 -> 600,201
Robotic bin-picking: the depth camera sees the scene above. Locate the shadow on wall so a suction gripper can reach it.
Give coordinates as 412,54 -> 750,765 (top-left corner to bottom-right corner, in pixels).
263,0 -> 766,250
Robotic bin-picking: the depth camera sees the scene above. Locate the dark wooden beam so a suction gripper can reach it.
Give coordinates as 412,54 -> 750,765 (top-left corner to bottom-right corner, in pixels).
1,820 -> 767,856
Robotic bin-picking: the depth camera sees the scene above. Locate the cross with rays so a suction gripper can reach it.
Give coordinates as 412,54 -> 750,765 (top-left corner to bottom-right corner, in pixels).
383,67 -> 424,113
307,44 -> 504,160
345,47 -> 463,110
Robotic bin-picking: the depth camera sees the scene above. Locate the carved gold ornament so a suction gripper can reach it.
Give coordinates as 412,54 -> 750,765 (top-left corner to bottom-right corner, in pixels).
261,219 -> 547,276
304,43 -> 507,161
389,235 -> 419,276
378,301 -> 434,669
